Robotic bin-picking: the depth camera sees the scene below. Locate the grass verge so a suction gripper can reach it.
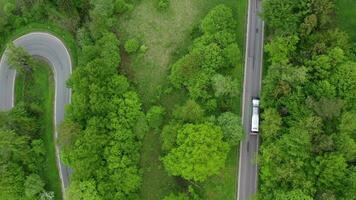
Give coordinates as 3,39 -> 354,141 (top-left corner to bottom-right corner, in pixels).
120,0 -> 247,199
15,60 -> 62,200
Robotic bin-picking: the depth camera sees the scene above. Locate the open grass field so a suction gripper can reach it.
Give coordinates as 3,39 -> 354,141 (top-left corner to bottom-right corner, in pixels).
15,61 -> 62,200
120,0 -> 247,199
336,0 -> 356,42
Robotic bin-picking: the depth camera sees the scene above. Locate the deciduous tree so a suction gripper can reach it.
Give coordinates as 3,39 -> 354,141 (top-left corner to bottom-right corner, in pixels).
162,123 -> 229,182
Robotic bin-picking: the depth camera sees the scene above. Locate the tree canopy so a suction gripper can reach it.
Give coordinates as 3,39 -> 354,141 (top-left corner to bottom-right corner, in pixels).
259,0 -> 356,199
162,123 -> 229,182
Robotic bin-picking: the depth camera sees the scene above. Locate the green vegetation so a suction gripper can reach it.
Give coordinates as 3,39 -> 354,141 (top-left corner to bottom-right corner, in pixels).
119,0 -> 246,105
124,38 -> 140,54
162,123 -> 229,182
119,1 -> 247,199
336,0 -> 356,42
65,33 -> 144,199
157,0 -> 170,10
258,0 -> 356,199
120,1 -> 247,199
16,59 -> 60,200
1,45 -> 60,199
1,0 -> 247,199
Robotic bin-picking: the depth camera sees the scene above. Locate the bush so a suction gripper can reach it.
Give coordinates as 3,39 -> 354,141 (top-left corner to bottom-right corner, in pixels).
115,0 -> 134,14
173,100 -> 204,123
133,113 -> 149,140
146,106 -> 166,131
161,122 -> 181,152
124,38 -> 140,54
157,0 -> 170,10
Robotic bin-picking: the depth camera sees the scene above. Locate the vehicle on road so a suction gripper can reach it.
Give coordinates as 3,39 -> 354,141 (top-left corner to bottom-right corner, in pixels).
251,98 -> 260,134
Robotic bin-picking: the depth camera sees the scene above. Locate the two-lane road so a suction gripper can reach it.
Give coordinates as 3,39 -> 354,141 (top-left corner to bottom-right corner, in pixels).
0,32 -> 72,199
237,0 -> 264,199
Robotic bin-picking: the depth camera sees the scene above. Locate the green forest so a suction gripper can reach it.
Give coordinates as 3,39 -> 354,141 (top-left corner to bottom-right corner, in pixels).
0,0 -> 246,200
1,0 -> 355,200
258,0 -> 356,199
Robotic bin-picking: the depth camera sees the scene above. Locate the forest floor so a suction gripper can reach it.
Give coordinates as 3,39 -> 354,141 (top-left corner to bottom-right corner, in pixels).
119,0 -> 247,199
15,61 -> 62,200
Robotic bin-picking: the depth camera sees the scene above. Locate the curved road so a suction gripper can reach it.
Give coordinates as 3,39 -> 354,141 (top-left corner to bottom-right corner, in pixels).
0,32 -> 72,198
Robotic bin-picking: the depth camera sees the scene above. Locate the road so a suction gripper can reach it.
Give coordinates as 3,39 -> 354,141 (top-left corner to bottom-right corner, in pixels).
237,0 -> 264,199
0,32 -> 72,198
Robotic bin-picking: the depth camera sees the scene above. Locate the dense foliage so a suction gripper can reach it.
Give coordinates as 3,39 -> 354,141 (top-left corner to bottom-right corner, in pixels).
0,46 -> 55,199
2,0 -> 143,199
162,123 -> 229,182
64,32 -> 144,199
124,38 -> 140,54
58,1 -> 146,199
1,1 -> 244,199
259,0 -> 356,199
160,5 -> 243,198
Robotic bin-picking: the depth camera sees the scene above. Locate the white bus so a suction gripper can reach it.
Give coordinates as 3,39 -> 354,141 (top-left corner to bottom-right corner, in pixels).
251,98 -> 260,134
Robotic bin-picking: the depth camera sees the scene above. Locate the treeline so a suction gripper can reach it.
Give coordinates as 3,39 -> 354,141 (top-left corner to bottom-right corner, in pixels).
259,0 -> 356,199
56,1 -> 147,200
0,45 -> 56,199
158,5 -> 244,199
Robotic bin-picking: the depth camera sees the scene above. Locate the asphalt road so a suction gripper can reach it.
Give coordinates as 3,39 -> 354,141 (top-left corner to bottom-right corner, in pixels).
0,32 -> 72,198
237,0 -> 264,199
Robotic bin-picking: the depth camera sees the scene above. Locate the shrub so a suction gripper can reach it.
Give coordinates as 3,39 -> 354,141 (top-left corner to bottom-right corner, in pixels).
115,0 -> 134,14
146,106 -> 166,131
157,0 -> 170,10
124,38 -> 140,54
161,122 -> 181,152
133,113 -> 149,140
173,100 -> 204,123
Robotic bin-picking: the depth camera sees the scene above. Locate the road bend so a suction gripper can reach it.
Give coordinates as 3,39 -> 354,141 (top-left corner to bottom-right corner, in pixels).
0,32 -> 72,199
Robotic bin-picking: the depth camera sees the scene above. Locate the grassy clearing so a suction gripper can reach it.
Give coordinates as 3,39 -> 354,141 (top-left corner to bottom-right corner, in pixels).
120,0 -> 247,199
139,131 -> 182,199
201,147 -> 239,200
120,0 -> 247,107
336,0 -> 356,42
15,61 -> 62,200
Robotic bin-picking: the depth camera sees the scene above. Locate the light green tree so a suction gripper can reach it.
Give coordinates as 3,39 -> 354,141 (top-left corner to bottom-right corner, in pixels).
67,180 -> 102,200
217,112 -> 243,145
162,123 -> 229,182
6,43 -> 34,75
24,174 -> 45,198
